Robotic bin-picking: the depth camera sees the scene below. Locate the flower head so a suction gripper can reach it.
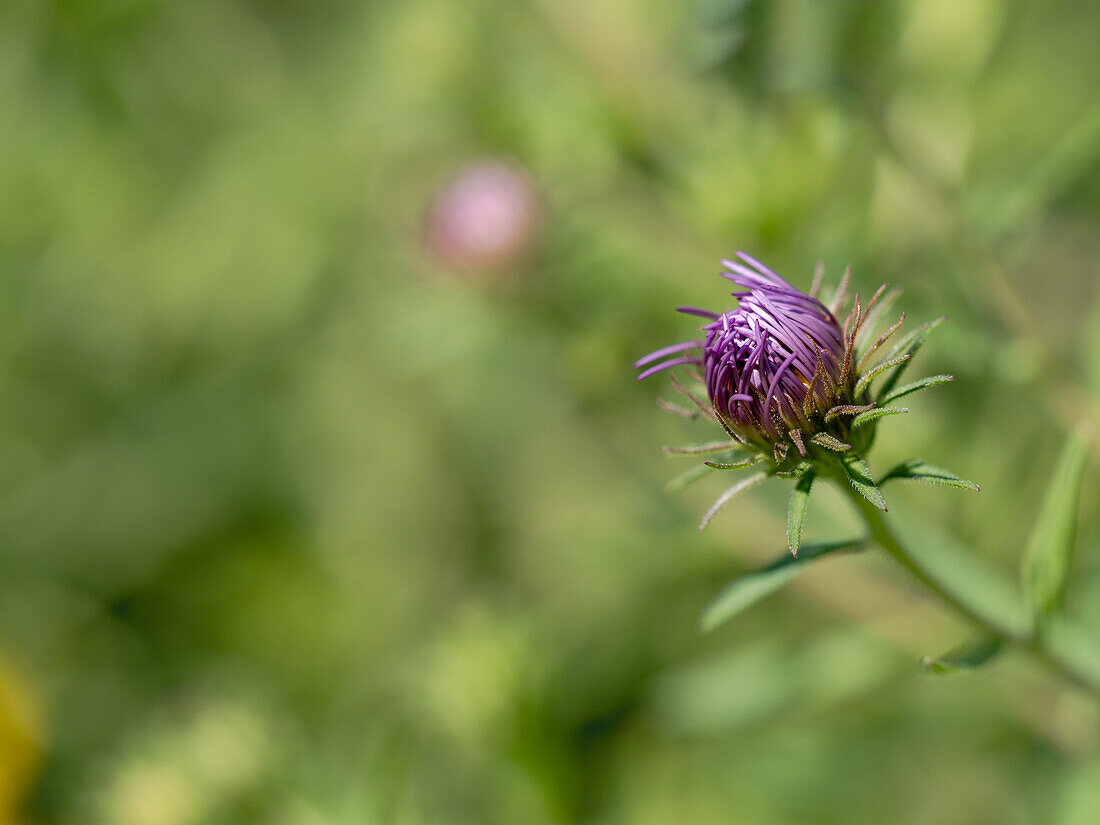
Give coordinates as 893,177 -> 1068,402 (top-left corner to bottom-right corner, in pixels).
635,251 -> 961,554
701,257 -> 846,440
637,253 -> 895,460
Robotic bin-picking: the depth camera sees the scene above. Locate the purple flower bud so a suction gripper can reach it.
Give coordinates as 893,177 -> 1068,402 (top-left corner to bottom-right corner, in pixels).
636,253 -> 889,457
424,161 -> 540,272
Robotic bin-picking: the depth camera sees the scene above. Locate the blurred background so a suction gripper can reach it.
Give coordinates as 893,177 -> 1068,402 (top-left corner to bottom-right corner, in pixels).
0,0 -> 1099,822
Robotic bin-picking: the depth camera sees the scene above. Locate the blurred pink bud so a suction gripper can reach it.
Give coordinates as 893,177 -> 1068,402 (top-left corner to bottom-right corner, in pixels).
424,161 -> 540,271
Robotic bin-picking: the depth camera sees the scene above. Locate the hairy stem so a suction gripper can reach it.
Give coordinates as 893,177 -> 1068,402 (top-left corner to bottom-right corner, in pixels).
833,478 -> 1100,699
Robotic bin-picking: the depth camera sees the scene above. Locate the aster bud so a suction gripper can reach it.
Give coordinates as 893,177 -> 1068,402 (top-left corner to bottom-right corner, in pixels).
636,252 -> 954,547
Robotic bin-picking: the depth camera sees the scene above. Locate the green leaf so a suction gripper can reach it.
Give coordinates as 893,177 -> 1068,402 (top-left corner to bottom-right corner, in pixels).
879,459 -> 980,492
663,441 -> 744,456
787,467 -> 817,556
665,462 -> 715,493
810,433 -> 851,452
655,398 -> 705,420
1038,614 -> 1100,694
921,635 -> 1004,674
850,406 -> 909,430
699,471 -> 768,531
1021,425 -> 1092,621
705,454 -> 765,470
853,353 -> 911,398
875,316 -> 946,400
840,451 -> 887,511
774,460 -> 811,480
824,404 -> 875,422
878,374 -> 955,406
849,404 -> 910,429
700,539 -> 865,631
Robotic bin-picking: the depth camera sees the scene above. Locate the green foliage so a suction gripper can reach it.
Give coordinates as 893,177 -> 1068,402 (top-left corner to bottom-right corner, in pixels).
921,636 -> 1004,674
878,374 -> 956,406
665,461 -> 717,492
888,512 -> 1031,640
850,406 -> 909,429
1,0 -> 1099,821
786,466 -> 817,556
704,454 -> 766,470
700,539 -> 866,632
1022,426 -> 1093,623
811,433 -> 851,451
664,440 -> 745,456
840,452 -> 887,511
1037,616 -> 1100,694
699,471 -> 768,531
854,353 -> 911,398
879,459 -> 980,492
874,318 -> 947,402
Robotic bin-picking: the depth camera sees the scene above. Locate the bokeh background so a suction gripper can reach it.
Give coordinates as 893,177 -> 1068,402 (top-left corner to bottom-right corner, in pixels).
1,0 -> 1100,822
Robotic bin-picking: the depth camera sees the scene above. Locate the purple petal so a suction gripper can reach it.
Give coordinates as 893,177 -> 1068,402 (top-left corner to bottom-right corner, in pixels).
640,253 -> 849,437
736,251 -> 793,287
676,306 -> 720,319
636,356 -> 702,381
634,341 -> 701,369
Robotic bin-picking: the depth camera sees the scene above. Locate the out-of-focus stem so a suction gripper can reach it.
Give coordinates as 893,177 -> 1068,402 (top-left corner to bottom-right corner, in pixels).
833,478 -> 1100,700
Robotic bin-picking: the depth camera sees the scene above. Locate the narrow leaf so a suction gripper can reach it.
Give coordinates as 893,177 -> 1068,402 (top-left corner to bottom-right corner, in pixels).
787,467 -> 817,556
1021,425 -> 1092,621
853,353 -> 911,398
656,398 -> 704,420
824,403 -> 875,422
775,460 -> 811,480
699,472 -> 768,531
879,459 -> 980,492
809,260 -> 824,298
840,452 -> 887,511
862,288 -> 903,340
878,374 -> 955,406
857,312 -> 905,372
810,433 -> 851,452
851,406 -> 909,430
666,462 -> 715,492
705,454 -> 765,470
921,636 -> 1004,674
1038,614 -> 1100,695
827,266 -> 850,315
663,440 -> 743,456
700,539 -> 865,631
875,316 -> 946,400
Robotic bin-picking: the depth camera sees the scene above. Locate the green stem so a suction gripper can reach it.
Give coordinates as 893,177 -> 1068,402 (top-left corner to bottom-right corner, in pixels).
833,477 -> 1100,699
